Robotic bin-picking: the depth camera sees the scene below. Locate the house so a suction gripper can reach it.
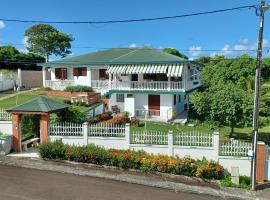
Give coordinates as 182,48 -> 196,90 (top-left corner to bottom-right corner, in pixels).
40,48 -> 202,122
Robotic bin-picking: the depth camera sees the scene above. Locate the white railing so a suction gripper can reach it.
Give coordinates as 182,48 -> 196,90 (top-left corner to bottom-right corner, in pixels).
0,108 -> 11,121
130,130 -> 168,145
91,80 -> 183,91
219,139 -> 252,157
111,81 -> 182,91
135,108 -> 173,122
44,80 -> 75,90
88,123 -> 125,137
49,122 -> 83,136
174,131 -> 213,147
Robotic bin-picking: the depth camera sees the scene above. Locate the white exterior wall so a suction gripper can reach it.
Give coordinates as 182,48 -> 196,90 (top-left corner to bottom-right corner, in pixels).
91,69 -> 99,81
174,146 -> 215,160
134,94 -> 148,110
0,121 -> 12,135
88,137 -> 126,149
74,67 -> 91,86
266,159 -> 270,181
219,157 -> 251,176
49,136 -> 85,146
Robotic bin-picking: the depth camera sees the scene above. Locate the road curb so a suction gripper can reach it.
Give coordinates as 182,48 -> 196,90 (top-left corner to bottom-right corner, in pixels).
0,156 -> 257,200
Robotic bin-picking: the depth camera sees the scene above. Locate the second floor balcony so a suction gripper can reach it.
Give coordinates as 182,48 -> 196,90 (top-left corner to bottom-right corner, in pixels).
91,80 -> 184,92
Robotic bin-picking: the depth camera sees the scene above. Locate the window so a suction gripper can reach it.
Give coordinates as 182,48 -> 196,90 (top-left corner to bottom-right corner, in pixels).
178,95 -> 181,103
55,68 -> 67,80
173,95 -> 176,105
99,69 -> 108,79
73,67 -> 87,76
127,94 -> 134,97
116,94 -> 124,103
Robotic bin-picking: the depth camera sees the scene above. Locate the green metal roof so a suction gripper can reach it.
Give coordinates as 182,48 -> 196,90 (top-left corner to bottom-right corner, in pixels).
6,96 -> 68,113
40,48 -> 202,67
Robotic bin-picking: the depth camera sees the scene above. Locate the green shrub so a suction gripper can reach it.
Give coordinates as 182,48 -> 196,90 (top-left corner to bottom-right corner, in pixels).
62,106 -> 86,123
219,176 -> 250,189
39,140 -> 66,159
64,86 -> 93,92
39,141 -> 225,180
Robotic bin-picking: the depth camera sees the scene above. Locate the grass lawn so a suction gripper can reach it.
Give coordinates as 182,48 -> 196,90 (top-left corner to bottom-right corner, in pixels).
0,90 -> 16,98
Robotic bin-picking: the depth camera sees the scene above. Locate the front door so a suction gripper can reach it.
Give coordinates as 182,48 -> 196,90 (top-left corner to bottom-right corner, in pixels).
148,95 -> 160,116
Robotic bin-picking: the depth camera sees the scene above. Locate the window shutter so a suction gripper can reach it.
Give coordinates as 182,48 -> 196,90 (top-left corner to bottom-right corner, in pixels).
81,67 -> 87,76
55,68 -> 61,79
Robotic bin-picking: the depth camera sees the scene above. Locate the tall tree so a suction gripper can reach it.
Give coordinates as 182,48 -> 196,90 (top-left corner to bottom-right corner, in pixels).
163,48 -> 188,60
25,24 -> 74,62
0,46 -> 45,70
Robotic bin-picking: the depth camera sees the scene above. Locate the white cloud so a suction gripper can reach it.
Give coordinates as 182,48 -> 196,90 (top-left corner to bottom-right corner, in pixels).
0,21 -> 5,29
189,46 -> 203,57
129,43 -> 137,48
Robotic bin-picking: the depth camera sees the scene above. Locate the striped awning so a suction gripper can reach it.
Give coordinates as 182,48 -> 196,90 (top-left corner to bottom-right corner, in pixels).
167,64 -> 183,77
107,64 -> 168,74
107,63 -> 183,77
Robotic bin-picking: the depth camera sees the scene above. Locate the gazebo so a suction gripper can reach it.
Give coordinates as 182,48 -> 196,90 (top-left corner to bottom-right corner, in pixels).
6,96 -> 68,152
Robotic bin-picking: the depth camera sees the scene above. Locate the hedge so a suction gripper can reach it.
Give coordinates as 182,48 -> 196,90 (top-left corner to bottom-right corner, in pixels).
39,141 -> 224,180
64,85 -> 93,92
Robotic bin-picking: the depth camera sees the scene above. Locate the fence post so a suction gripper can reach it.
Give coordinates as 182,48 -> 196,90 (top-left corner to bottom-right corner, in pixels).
168,130 -> 174,156
83,122 -> 88,146
125,123 -> 130,149
213,132 -> 219,161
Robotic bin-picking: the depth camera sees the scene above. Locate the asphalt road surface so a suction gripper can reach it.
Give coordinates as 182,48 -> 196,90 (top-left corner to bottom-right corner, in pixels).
0,165 -> 222,200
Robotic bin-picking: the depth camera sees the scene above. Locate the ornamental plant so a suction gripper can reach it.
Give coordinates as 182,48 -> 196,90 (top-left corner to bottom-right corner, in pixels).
39,141 -> 225,180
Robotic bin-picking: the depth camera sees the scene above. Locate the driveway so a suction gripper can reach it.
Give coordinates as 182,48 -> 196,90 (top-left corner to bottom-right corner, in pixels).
0,165 -> 222,200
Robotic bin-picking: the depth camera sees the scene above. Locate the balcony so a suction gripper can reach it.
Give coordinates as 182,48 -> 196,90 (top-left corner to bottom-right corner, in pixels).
44,80 -> 75,90
91,80 -> 183,92
135,108 -> 173,122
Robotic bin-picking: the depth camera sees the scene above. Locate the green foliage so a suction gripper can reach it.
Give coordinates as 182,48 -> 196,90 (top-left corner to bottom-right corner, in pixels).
25,24 -> 74,61
0,45 -> 45,70
163,48 -> 188,60
39,141 -> 225,180
20,115 -> 40,140
219,176 -> 250,189
61,106 -> 86,123
64,85 -> 93,92
190,55 -> 270,135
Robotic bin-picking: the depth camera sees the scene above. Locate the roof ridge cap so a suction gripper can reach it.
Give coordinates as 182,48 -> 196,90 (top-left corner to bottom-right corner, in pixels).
110,49 -> 139,61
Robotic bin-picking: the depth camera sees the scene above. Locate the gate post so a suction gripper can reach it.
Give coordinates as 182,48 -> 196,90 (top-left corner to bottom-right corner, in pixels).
256,141 -> 266,183
125,123 -> 130,149
83,122 -> 88,146
168,130 -> 174,156
11,113 -> 21,152
213,132 -> 220,161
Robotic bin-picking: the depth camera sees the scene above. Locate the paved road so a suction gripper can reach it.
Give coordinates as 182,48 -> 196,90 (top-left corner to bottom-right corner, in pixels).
0,165 -> 222,200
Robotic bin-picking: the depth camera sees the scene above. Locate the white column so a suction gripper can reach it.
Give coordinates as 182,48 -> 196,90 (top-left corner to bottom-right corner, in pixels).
42,67 -> 46,87
213,132 -> 220,161
168,76 -> 171,91
168,130 -> 174,156
17,68 -> 22,89
125,123 -> 130,149
109,73 -> 112,89
83,122 -> 88,146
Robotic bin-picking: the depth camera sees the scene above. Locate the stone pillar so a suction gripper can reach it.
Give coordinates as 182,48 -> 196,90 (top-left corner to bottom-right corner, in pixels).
213,132 -> 220,162
40,114 -> 50,144
11,113 -> 21,152
256,142 -> 266,183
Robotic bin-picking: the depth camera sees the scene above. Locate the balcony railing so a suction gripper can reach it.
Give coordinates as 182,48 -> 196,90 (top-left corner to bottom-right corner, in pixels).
91,80 -> 183,91
135,108 -> 173,122
45,80 -> 75,90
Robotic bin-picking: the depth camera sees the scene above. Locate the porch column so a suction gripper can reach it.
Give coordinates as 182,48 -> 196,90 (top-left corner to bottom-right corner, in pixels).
11,113 -> 21,152
109,73 -> 112,89
42,67 -> 46,87
168,76 -> 171,91
40,114 -> 50,144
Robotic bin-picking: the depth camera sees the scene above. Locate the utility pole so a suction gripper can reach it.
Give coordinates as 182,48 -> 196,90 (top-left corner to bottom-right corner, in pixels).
251,0 -> 269,191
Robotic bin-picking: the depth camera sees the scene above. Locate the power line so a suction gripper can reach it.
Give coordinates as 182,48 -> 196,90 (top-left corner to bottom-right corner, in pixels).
1,42 -> 269,52
0,5 -> 259,25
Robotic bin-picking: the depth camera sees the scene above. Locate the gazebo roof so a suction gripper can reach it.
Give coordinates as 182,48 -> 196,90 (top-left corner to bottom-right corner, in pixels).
6,96 -> 68,114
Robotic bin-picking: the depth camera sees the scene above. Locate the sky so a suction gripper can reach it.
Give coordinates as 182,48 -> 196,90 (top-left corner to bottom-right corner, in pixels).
0,0 -> 269,60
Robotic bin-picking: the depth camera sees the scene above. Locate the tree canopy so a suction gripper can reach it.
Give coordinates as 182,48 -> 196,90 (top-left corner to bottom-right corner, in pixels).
0,46 -> 45,70
190,55 -> 270,135
25,24 -> 74,62
163,48 -> 188,60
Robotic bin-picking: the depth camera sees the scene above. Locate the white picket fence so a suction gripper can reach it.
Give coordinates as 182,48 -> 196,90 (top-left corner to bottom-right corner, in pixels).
49,122 -> 83,136
174,131 -> 213,147
88,123 -> 125,137
0,108 -> 11,121
131,130 -> 168,145
219,139 -> 253,157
